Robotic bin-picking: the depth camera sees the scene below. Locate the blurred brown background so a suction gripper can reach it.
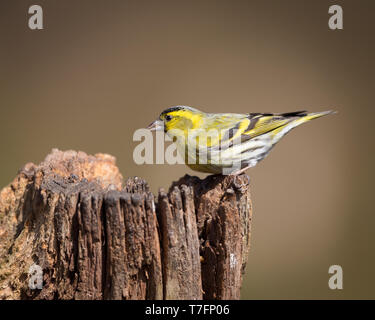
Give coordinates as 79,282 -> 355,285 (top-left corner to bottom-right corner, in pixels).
0,0 -> 374,299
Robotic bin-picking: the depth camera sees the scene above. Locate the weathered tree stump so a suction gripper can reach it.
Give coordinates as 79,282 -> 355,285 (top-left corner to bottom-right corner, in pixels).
0,149 -> 252,300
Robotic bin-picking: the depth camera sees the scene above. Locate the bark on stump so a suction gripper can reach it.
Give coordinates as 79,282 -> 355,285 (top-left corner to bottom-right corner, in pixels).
0,149 -> 252,300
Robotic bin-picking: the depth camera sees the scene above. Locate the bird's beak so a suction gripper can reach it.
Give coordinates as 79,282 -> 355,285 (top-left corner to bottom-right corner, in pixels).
147,119 -> 164,131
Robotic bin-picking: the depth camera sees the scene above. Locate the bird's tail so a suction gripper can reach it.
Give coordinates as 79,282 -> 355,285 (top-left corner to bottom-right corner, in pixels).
298,110 -> 337,122
272,110 -> 336,142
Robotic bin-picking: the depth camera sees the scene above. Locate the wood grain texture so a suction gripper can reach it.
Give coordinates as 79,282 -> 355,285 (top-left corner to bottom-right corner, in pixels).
171,174 -> 252,299
0,149 -> 252,300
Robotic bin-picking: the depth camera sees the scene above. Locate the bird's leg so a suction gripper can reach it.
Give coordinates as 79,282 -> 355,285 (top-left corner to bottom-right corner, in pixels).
229,165 -> 252,176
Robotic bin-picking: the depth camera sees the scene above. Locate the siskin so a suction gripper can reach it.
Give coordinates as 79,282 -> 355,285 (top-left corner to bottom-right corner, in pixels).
147,106 -> 335,175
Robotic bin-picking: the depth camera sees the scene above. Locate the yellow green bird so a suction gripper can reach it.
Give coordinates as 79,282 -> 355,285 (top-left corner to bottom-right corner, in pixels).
147,106 -> 335,175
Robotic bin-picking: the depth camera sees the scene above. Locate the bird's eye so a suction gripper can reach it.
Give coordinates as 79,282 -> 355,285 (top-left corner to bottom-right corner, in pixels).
165,115 -> 172,121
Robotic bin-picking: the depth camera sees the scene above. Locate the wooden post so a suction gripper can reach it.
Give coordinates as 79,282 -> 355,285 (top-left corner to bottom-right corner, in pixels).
0,149 -> 252,300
